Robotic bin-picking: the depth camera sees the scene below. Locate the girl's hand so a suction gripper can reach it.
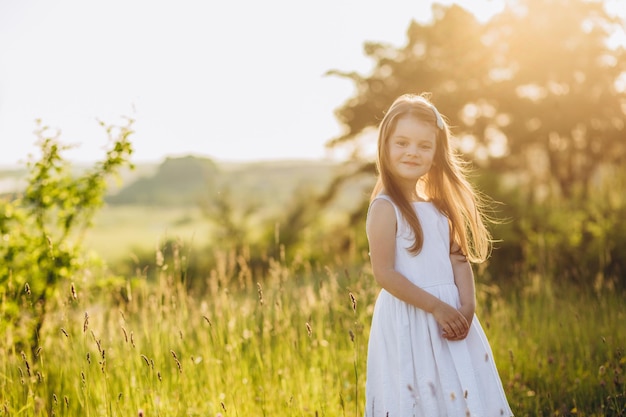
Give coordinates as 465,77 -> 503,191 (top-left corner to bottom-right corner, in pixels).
444,304 -> 475,341
431,301 -> 469,340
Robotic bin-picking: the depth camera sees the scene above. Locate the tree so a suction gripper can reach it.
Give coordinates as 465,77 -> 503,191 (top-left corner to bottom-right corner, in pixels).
484,0 -> 626,199
327,4 -> 493,155
326,0 -> 626,201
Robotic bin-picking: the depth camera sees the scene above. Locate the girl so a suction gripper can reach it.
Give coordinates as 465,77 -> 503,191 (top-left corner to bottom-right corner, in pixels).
364,93 -> 513,417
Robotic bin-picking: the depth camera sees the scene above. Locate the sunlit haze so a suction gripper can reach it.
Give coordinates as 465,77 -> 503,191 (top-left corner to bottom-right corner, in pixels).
0,0 -> 553,167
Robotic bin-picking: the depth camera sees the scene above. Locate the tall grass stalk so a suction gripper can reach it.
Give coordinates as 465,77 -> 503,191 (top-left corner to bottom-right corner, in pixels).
1,248 -> 624,416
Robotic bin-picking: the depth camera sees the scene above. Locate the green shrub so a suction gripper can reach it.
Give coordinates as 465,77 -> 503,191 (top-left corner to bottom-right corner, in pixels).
0,118 -> 134,356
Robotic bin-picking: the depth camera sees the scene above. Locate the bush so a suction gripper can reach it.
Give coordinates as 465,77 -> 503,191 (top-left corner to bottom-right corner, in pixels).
0,118 -> 134,356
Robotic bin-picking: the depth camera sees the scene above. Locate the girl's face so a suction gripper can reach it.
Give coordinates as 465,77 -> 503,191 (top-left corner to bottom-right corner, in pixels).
386,115 -> 437,194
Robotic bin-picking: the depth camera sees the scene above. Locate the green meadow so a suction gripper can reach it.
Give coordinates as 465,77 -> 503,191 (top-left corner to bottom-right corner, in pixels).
82,205 -> 210,263
1,232 -> 625,416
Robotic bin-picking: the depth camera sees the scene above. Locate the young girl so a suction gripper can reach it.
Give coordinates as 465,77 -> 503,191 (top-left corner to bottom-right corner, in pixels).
364,93 -> 513,417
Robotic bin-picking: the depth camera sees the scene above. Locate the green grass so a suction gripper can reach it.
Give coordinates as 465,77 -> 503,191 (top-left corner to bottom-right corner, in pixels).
83,205 -> 210,262
475,275 -> 626,416
1,250 -> 625,416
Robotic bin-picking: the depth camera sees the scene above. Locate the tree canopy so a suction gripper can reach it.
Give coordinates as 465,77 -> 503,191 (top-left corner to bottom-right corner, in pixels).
327,0 -> 625,201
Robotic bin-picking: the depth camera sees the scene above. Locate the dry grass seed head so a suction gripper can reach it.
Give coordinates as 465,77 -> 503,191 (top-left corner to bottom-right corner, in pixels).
83,312 -> 89,333
20,352 -> 32,377
256,282 -> 264,305
349,292 -> 357,312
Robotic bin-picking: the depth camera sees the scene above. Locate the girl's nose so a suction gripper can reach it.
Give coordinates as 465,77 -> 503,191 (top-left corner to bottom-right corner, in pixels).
406,146 -> 418,156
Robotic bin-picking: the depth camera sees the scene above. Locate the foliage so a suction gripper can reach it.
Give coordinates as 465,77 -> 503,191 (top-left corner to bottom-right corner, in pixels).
327,0 -> 625,198
0,118 -> 134,356
483,0 -> 626,199
0,246 -> 624,416
474,166 -> 626,289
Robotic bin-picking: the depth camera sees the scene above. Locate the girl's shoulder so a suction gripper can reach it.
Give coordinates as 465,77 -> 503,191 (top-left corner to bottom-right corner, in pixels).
367,194 -> 400,226
370,193 -> 394,206
366,195 -> 399,237
368,194 -> 396,214
368,194 -> 396,215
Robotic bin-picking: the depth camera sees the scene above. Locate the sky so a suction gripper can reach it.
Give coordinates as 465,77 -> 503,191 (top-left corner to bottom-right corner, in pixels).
1,0 -> 609,167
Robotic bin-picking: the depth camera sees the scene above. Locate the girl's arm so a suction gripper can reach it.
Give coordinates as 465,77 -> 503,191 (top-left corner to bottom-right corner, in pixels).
449,241 -> 476,340
367,199 -> 469,339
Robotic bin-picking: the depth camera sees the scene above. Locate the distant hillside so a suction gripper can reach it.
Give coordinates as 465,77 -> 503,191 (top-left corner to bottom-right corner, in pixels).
1,155 -> 375,211
103,156 -> 361,208
216,159 -> 341,206
105,155 -> 219,206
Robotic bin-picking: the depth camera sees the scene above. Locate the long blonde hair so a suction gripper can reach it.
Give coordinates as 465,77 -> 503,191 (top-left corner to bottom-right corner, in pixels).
371,93 -> 492,263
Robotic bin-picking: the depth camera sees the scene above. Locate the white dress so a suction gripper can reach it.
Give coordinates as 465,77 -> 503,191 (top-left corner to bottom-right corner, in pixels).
364,195 -> 513,417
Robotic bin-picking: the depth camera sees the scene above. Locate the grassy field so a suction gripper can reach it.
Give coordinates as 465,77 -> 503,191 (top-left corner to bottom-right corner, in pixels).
82,205 -> 211,263
1,245 -> 625,416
